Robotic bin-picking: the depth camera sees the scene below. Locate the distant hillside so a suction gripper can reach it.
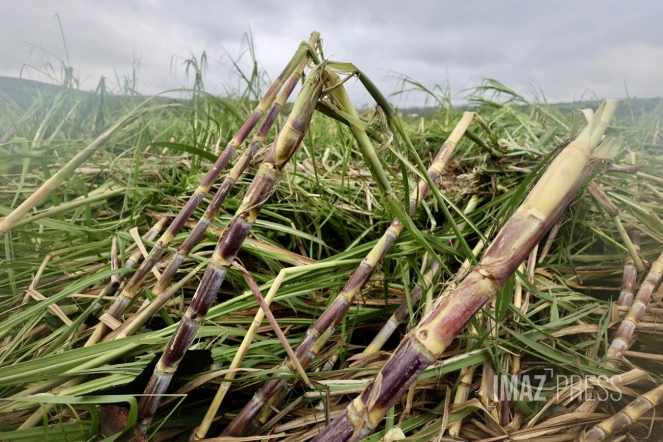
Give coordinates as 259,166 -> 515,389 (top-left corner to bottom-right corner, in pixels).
398,97 -> 663,119
0,76 -> 87,108
0,76 -> 176,110
1,75 -> 661,119
549,98 -> 663,117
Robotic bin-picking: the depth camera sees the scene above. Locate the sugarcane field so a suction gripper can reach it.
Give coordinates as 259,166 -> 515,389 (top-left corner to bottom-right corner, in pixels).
2,4 -> 663,442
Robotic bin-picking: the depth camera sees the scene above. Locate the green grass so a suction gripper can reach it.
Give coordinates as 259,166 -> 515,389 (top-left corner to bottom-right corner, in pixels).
1,46 -> 663,442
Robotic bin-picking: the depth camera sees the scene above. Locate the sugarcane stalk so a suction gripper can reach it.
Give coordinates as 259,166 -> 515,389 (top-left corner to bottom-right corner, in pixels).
580,383 -> 663,441
192,269 -> 286,439
478,299 -> 499,424
311,99 -> 619,442
0,114 -> 137,237
538,219 -> 561,263
500,251 -> 536,430
364,261 -> 441,356
605,250 -> 663,367
511,257 -> 533,377
238,325 -> 336,436
152,56 -> 308,296
110,237 -> 119,286
447,311 -> 484,438
500,262 -> 526,428
221,111 -> 476,437
331,205 -> 481,429
587,180 -> 644,271
94,36 -> 318,345
445,241 -> 488,438
616,150 -> 643,306
311,334 -> 349,414
124,217 -> 171,270
404,213 -> 479,431
524,245 -> 537,307
135,63 -> 325,431
447,365 -> 478,437
191,259 -> 359,440
83,217 -> 170,347
617,230 -> 640,306
107,77 -> 306,335
234,263 -> 313,388
435,196 -> 480,311
364,237 -> 484,357
103,263 -> 205,341
317,346 -> 342,374
369,222 -> 484,437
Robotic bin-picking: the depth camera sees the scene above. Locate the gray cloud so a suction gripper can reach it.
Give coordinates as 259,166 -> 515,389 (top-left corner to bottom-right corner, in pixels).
0,0 -> 661,106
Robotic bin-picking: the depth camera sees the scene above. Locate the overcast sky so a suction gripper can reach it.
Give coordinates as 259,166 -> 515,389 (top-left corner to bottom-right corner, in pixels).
1,1 -> 661,107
